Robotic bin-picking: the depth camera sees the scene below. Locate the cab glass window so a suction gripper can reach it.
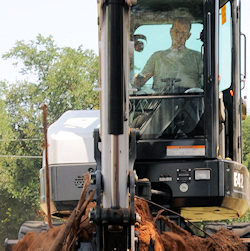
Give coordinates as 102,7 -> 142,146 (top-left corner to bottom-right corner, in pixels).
219,2 -> 232,91
133,23 -> 204,92
129,0 -> 204,140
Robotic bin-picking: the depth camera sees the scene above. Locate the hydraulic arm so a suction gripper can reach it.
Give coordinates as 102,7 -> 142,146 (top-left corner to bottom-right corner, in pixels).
90,1 -> 137,250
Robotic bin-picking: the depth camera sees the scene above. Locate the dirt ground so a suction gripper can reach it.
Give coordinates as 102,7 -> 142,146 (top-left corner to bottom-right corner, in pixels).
135,198 -> 247,250
13,198 -> 247,251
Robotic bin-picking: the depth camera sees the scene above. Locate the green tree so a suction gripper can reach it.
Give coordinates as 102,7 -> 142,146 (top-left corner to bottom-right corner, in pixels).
0,35 -> 99,247
44,47 -> 99,120
3,34 -> 99,122
3,34 -> 59,81
0,93 -> 40,249
242,116 -> 250,170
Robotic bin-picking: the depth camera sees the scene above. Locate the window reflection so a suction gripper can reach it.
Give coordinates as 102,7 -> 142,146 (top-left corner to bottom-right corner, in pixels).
133,20 -> 203,94
130,96 -> 204,139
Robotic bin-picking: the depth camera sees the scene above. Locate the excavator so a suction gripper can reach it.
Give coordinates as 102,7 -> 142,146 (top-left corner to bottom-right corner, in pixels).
4,0 -> 249,250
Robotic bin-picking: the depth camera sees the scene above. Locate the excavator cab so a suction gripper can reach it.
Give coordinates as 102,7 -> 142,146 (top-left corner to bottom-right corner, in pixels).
130,0 -> 249,221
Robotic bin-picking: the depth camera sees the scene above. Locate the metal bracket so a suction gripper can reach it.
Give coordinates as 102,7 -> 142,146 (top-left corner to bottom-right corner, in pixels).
129,128 -> 138,224
94,128 -> 101,171
93,128 -> 102,250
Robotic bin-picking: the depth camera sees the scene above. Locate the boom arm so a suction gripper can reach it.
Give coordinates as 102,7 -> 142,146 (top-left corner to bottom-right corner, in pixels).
91,0 -> 137,250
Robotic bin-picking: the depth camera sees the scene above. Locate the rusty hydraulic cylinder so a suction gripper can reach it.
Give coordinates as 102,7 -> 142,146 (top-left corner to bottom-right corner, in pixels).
42,104 -> 53,229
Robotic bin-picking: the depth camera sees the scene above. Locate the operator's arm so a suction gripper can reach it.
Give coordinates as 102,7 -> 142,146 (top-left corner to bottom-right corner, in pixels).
133,72 -> 152,88
133,53 -> 155,89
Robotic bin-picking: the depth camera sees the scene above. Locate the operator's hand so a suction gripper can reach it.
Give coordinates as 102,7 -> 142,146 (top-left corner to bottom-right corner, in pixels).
133,73 -> 145,89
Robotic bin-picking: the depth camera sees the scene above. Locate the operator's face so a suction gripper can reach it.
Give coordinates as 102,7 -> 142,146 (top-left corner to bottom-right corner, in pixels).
170,21 -> 191,49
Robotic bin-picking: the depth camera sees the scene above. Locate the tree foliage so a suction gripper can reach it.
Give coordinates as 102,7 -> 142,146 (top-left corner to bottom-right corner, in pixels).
3,34 -> 99,122
3,34 -> 59,81
242,116 -> 250,171
0,35 -> 99,246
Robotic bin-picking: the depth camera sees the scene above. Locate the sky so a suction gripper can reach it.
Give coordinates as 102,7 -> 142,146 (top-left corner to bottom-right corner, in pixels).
0,0 -> 98,83
0,0 -> 249,99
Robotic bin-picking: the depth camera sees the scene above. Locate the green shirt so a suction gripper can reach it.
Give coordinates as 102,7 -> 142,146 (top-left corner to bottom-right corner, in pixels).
141,47 -> 203,91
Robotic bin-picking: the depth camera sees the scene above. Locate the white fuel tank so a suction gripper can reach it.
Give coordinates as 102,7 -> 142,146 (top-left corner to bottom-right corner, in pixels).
47,110 -> 100,165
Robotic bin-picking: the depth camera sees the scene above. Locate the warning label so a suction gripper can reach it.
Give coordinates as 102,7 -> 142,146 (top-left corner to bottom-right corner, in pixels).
166,145 -> 205,156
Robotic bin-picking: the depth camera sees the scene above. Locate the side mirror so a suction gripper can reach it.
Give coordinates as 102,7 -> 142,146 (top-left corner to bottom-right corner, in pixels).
242,97 -> 247,120
134,34 -> 147,52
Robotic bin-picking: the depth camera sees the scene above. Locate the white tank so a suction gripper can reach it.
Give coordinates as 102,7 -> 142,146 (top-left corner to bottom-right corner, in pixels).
47,110 -> 100,165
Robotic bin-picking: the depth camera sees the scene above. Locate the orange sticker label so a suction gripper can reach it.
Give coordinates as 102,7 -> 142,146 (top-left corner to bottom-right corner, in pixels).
166,145 -> 205,156
221,5 -> 226,25
167,145 -> 205,149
